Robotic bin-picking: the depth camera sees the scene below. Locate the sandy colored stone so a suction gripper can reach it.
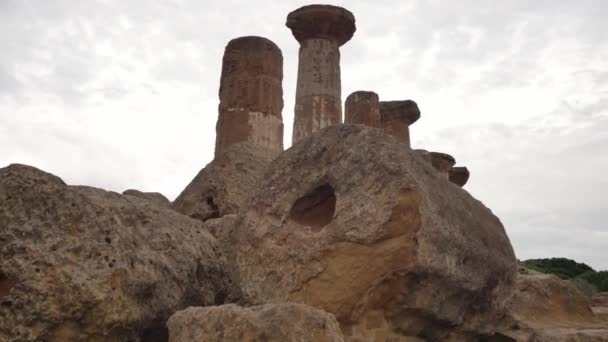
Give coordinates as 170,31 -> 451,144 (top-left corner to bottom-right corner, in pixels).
216,36 -> 283,158
122,189 -> 170,207
234,125 -> 517,340
0,164 -> 232,342
429,151 -> 456,178
287,5 -> 356,144
172,144 -> 274,222
449,166 -> 470,187
379,100 -> 420,147
345,91 -> 381,128
167,303 -> 344,342
496,267 -> 608,341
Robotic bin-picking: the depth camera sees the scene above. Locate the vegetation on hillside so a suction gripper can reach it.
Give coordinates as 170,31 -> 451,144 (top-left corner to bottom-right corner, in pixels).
520,258 -> 608,293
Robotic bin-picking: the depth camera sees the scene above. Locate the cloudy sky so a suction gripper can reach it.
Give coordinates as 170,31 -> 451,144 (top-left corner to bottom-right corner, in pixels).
1,0 -> 607,269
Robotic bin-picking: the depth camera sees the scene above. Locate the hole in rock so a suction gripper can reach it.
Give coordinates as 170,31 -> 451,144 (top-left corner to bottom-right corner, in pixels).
204,196 -> 220,220
140,326 -> 168,342
289,183 -> 336,231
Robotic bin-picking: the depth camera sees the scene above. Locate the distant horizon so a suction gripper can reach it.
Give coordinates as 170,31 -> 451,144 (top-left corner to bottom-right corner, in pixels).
1,1 -> 607,270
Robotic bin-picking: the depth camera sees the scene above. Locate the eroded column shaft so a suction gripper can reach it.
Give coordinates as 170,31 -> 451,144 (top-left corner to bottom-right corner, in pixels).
292,38 -> 342,143
345,91 -> 380,128
215,36 -> 284,158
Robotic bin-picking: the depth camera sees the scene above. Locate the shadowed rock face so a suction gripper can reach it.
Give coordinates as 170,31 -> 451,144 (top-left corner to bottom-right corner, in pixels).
216,36 -> 284,158
172,144 -> 274,223
0,164 -> 232,342
449,166 -> 470,187
344,91 -> 381,128
379,100 -> 421,148
287,5 -> 356,144
232,125 -> 517,340
167,303 -> 345,342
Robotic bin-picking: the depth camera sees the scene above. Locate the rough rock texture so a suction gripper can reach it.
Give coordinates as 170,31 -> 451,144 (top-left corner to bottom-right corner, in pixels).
216,36 -> 284,158
344,91 -> 381,128
449,166 -> 470,187
430,152 -> 456,178
379,100 -> 420,148
122,189 -> 170,207
0,164 -> 232,342
167,303 -> 344,342
234,125 -> 517,340
172,144 -> 273,222
593,293 -> 608,320
287,5 -> 356,144
497,267 -> 608,341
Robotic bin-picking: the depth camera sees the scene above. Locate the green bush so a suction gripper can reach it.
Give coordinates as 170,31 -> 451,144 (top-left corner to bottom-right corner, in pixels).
520,258 -> 594,279
577,271 -> 608,292
571,277 -> 598,296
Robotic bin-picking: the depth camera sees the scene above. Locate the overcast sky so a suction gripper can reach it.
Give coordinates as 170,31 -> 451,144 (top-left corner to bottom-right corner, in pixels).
1,0 -> 607,270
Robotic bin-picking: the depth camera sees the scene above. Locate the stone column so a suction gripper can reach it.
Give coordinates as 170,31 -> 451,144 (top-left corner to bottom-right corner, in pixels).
379,100 -> 421,148
286,5 -> 356,144
215,36 -> 284,158
449,166 -> 470,187
345,91 -> 381,128
429,152 -> 456,179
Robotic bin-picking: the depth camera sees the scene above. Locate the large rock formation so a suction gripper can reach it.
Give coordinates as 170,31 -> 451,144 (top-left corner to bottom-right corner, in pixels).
497,267 -> 608,341
287,4 -> 356,143
167,303 -> 344,342
172,144 -> 273,222
0,164 -> 232,342
233,125 -> 517,340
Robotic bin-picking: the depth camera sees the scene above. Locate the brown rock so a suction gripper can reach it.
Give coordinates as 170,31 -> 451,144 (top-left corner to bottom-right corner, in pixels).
172,144 -> 273,222
167,303 -> 345,342
379,100 -> 420,148
216,36 -> 284,158
344,91 -> 381,128
122,189 -> 170,207
496,267 -> 608,341
233,125 -> 517,340
0,164 -> 232,341
287,5 -> 356,144
449,166 -> 470,187
430,151 -> 456,178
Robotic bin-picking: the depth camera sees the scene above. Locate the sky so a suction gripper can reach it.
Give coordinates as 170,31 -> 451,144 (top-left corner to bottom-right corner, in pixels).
1,0 -> 607,270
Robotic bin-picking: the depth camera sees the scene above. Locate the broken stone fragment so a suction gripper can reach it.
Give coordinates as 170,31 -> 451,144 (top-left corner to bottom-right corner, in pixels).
344,91 -> 381,128
172,143 -> 274,222
429,151 -> 456,178
448,166 -> 470,187
122,189 -> 170,207
379,100 -> 420,148
287,4 -> 356,144
167,303 -> 345,342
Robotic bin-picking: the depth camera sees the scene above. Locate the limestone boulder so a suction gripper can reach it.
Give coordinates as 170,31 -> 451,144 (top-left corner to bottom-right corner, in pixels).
0,164 -> 232,342
234,125 -> 517,340
497,267 -> 608,341
123,189 -> 170,207
172,144 -> 274,222
167,303 -> 344,342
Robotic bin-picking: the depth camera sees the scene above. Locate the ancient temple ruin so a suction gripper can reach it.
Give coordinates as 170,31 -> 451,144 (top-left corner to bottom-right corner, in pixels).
2,3 -> 606,342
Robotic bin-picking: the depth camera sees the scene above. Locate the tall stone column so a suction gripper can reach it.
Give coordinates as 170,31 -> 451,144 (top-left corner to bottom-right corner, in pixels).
286,5 -> 356,144
215,36 -> 284,158
379,100 -> 421,148
345,91 -> 381,128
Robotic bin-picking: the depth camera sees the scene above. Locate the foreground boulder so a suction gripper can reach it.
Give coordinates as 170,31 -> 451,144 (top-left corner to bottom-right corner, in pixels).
167,303 -> 344,342
234,125 -> 517,340
0,164 -> 232,341
497,268 -> 608,341
172,144 -> 274,222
